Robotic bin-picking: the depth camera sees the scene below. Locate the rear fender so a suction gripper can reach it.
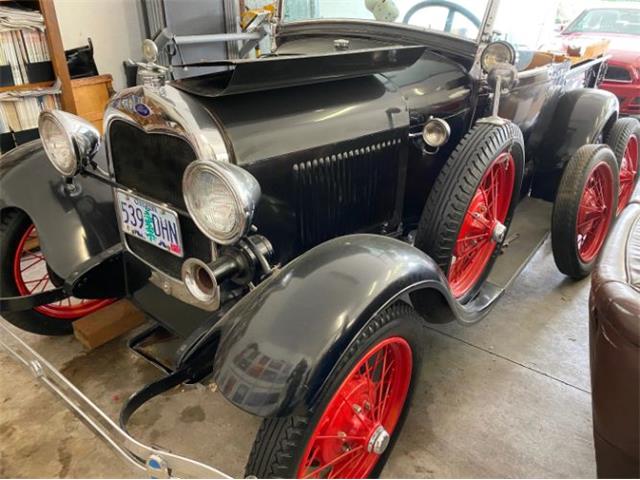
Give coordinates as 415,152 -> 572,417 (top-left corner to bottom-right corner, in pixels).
533,88 -> 618,173
0,141 -> 121,280
185,234 -> 487,418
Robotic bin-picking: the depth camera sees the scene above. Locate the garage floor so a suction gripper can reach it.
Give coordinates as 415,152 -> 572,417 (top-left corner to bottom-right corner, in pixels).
0,238 -> 596,478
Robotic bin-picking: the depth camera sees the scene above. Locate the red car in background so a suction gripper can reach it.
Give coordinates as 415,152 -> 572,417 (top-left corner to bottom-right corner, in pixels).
560,4 -> 640,118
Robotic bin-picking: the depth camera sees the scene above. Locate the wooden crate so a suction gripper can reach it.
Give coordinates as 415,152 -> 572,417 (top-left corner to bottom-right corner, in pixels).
73,299 -> 145,350
71,74 -> 114,133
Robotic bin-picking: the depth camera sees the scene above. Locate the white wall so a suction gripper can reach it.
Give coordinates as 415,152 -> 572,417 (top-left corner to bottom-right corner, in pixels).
54,0 -> 144,91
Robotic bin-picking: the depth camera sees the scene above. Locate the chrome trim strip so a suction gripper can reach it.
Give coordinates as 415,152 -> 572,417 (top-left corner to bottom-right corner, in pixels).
104,85 -> 231,163
0,319 -> 231,479
150,271 -> 221,312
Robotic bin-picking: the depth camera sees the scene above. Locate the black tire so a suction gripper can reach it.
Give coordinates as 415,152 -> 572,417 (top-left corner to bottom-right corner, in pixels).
245,302 -> 424,479
605,117 -> 640,213
414,121 -> 525,302
551,145 -> 619,279
0,209 -> 73,335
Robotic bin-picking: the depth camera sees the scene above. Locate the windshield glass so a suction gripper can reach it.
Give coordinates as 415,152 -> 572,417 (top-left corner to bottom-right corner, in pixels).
564,8 -> 640,35
281,0 -> 490,41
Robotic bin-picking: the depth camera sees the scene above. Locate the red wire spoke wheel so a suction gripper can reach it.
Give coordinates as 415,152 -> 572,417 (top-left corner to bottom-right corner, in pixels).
245,303 -> 423,479
296,337 -> 412,479
606,118 -> 640,215
448,152 -> 515,298
12,223 -> 113,319
617,133 -> 638,213
552,145 -> 618,279
413,121 -> 524,304
575,164 -> 615,263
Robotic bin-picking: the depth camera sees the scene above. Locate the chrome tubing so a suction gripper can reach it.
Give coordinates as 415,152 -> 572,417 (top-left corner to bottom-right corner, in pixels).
0,319 -> 231,479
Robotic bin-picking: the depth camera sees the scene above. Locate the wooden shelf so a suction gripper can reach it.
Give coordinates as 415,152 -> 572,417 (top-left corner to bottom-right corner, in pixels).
0,0 -> 75,112
0,81 -> 55,94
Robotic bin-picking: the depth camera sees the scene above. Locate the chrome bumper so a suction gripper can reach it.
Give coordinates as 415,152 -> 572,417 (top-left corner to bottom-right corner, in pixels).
0,319 -> 230,479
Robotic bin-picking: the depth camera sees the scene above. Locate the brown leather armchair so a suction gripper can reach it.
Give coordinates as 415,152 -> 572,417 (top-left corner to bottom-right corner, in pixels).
589,196 -> 640,478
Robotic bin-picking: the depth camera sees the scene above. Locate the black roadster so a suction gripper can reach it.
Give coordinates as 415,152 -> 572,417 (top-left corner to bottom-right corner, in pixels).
1,0 -> 639,478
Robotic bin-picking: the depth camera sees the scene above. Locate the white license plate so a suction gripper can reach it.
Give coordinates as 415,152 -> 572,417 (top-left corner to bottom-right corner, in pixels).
116,190 -> 184,257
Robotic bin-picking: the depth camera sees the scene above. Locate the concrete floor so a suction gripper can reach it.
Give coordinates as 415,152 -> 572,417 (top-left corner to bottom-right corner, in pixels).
0,238 -> 596,478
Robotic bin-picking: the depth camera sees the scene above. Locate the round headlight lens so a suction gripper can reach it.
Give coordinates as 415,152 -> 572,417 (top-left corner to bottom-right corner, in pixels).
422,118 -> 450,148
183,161 -> 260,245
38,113 -> 77,176
481,41 -> 516,73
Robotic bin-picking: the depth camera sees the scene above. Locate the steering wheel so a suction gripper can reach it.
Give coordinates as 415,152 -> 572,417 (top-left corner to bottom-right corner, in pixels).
402,0 -> 481,33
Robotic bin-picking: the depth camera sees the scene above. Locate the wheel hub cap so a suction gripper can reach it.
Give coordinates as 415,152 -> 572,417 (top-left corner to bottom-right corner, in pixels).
491,221 -> 507,243
367,425 -> 390,454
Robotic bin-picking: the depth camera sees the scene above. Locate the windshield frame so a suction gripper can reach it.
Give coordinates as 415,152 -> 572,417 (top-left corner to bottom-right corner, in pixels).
276,0 -> 500,45
563,7 -> 640,36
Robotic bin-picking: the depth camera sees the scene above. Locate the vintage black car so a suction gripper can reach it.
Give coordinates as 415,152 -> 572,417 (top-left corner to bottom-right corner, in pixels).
1,0 -> 639,478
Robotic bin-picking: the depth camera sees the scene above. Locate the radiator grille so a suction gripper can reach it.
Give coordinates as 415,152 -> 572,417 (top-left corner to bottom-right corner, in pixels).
108,120 -> 212,277
605,66 -> 632,82
293,139 -> 402,247
109,120 -> 195,209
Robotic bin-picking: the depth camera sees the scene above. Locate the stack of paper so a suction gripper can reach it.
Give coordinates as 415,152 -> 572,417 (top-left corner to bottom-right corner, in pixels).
0,5 -> 50,85
0,29 -> 51,85
0,94 -> 60,132
0,5 -> 45,32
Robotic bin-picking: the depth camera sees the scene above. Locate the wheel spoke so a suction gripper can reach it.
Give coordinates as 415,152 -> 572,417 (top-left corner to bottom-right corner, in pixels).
466,210 -> 492,230
491,166 -> 499,219
20,257 -> 44,272
374,347 -> 389,422
301,446 -> 363,479
329,451 -> 370,479
455,238 -> 492,262
29,274 -> 50,293
314,435 -> 367,442
577,217 -> 598,232
456,232 -> 490,244
594,177 -> 607,210
37,277 -> 52,293
377,372 -> 395,423
337,392 -> 374,428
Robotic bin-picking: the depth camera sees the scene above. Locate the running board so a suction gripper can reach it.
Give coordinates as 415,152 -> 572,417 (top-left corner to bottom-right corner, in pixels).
488,197 -> 552,289
0,319 -> 231,479
450,197 -> 553,325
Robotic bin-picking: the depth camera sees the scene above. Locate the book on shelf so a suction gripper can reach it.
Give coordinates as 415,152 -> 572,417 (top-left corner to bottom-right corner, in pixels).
0,93 -> 59,134
0,4 -> 51,86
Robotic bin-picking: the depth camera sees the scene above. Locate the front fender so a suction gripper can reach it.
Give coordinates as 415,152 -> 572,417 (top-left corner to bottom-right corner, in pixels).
196,234 -> 466,417
535,88 -> 618,172
0,141 -> 120,279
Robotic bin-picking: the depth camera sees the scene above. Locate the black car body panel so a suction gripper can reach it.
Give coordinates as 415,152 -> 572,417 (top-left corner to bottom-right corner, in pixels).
0,142 -> 121,281
194,234 -> 452,417
172,45 -> 427,96
534,87 -> 619,173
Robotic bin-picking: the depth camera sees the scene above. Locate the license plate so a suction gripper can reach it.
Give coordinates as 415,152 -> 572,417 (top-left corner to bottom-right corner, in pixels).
116,190 -> 184,257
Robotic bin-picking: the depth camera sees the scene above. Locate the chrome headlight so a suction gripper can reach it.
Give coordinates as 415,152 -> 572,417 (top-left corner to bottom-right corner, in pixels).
481,41 -> 517,73
38,110 -> 100,177
182,160 -> 261,245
